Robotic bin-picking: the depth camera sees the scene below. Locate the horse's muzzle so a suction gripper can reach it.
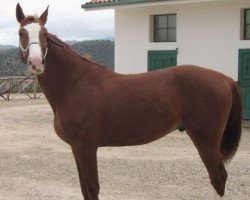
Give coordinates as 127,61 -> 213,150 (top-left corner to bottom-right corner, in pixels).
28,57 -> 44,75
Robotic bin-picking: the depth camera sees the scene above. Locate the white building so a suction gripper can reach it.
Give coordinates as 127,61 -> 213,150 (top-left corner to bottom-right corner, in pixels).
82,0 -> 250,119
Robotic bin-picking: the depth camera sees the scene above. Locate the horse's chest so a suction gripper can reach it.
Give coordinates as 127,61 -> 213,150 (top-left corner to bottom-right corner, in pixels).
53,115 -> 81,145
53,111 -> 95,146
53,117 -> 70,144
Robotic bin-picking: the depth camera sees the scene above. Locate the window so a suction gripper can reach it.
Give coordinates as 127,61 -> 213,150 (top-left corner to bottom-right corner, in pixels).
244,9 -> 250,40
154,14 -> 176,42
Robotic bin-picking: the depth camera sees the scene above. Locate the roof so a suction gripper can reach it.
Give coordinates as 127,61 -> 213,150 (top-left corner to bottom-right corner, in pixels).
82,0 -> 220,10
82,0 -> 171,9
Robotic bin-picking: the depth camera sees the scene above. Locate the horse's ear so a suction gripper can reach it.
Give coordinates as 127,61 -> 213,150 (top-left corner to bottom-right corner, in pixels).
16,3 -> 25,23
39,6 -> 49,25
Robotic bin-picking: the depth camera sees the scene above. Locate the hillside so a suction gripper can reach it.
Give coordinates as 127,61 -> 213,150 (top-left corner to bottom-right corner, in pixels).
71,40 -> 114,69
0,45 -> 16,51
0,48 -> 26,76
0,40 -> 114,76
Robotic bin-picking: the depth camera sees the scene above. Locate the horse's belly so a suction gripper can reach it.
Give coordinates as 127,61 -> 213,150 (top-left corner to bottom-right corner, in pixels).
100,115 -> 179,147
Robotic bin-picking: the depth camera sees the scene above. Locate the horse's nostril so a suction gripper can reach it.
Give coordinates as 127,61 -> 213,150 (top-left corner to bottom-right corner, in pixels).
29,57 -> 42,66
28,57 -> 44,74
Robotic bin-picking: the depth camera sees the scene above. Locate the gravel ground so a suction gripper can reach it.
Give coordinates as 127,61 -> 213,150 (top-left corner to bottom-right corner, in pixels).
0,97 -> 249,200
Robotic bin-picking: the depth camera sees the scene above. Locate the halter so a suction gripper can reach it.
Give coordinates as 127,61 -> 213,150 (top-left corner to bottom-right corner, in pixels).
19,34 -> 65,65
19,41 -> 48,64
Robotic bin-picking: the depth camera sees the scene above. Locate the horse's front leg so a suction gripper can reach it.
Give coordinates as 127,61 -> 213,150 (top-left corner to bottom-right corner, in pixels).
72,145 -> 99,200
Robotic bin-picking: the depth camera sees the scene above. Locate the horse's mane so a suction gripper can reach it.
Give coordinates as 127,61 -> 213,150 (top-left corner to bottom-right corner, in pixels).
47,33 -> 70,48
47,33 -> 105,68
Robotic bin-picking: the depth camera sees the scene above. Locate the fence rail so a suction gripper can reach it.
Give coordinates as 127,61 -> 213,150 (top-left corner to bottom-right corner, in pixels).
0,76 -> 43,101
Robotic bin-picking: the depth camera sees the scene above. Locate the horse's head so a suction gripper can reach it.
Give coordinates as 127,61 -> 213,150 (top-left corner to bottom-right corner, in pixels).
16,3 -> 49,75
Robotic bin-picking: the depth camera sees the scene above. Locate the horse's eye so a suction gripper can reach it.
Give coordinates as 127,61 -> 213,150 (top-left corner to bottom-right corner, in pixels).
19,32 -> 23,37
43,32 -> 48,37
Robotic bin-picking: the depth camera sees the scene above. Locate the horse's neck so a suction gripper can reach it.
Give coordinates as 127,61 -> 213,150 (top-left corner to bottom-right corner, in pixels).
37,43 -> 110,111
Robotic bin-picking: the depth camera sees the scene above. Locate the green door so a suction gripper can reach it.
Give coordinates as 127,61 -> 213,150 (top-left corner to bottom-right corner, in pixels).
239,49 -> 250,119
148,50 -> 177,71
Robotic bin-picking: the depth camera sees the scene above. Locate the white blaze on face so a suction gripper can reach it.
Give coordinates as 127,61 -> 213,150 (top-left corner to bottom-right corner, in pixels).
23,23 -> 44,75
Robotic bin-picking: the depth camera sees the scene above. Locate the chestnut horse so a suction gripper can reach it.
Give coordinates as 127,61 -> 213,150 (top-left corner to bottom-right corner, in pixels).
16,4 -> 242,200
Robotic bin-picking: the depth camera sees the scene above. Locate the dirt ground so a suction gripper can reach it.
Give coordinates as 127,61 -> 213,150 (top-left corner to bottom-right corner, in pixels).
0,96 -> 249,200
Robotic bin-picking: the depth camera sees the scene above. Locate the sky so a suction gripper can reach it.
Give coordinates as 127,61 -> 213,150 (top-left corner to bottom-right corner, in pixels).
0,0 -> 114,46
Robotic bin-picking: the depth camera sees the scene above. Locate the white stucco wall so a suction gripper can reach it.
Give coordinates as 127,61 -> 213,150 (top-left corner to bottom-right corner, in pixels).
114,0 -> 250,80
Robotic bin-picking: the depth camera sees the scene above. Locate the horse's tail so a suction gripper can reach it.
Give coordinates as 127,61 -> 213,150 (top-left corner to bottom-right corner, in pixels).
220,78 -> 242,163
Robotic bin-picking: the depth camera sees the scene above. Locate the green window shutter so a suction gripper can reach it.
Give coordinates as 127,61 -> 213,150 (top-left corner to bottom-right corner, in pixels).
239,49 -> 250,119
148,50 -> 177,71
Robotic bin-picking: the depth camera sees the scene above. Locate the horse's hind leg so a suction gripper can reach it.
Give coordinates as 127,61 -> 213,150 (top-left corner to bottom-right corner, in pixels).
186,130 -> 227,198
